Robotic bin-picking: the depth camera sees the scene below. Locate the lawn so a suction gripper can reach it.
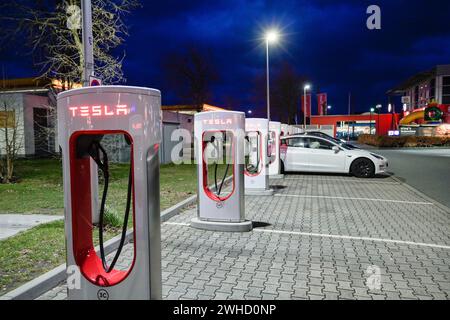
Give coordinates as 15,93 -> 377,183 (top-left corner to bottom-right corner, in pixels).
0,158 -> 218,295
0,158 -> 231,295
0,158 -> 200,215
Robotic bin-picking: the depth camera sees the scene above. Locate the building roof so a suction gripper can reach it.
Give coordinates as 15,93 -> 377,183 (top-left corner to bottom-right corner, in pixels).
162,103 -> 227,114
0,77 -> 82,94
387,64 -> 450,95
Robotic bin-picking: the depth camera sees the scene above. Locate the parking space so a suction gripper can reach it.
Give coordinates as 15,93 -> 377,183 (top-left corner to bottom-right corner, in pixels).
39,173 -> 450,300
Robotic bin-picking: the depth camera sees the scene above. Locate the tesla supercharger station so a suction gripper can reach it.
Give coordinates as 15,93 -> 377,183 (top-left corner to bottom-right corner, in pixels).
288,125 -> 295,135
190,111 -> 252,232
268,121 -> 283,179
58,86 -> 162,300
244,118 -> 274,196
281,124 -> 289,137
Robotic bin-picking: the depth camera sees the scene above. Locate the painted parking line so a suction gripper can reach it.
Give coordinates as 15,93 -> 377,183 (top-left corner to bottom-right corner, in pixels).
282,177 -> 401,185
164,221 -> 450,250
253,228 -> 450,250
274,193 -> 434,205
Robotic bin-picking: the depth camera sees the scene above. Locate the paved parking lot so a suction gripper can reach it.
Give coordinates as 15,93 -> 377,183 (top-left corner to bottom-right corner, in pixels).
39,173 -> 450,300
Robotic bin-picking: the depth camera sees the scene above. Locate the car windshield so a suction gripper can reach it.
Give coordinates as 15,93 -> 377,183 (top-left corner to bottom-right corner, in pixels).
337,142 -> 351,150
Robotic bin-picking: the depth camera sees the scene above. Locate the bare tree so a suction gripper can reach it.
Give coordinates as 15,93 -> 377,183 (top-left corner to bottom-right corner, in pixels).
272,62 -> 308,124
251,62 -> 308,124
1,0 -> 140,85
164,47 -> 219,110
1,1 -> 140,161
0,95 -> 24,183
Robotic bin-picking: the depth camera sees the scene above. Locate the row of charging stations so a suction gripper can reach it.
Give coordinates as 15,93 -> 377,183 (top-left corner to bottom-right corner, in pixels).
190,111 -> 298,233
58,86 -> 296,299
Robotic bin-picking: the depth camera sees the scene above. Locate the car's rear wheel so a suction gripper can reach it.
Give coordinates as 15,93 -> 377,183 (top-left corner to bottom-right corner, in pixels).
350,158 -> 375,178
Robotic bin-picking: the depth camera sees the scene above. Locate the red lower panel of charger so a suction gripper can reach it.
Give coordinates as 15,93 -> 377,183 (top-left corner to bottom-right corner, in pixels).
69,130 -> 136,287
80,249 -> 128,286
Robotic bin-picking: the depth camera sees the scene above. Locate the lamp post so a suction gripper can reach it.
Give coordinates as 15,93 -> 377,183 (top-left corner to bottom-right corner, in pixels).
370,107 -> 375,135
376,104 -> 382,135
327,105 -> 332,115
264,30 -> 279,122
303,84 -> 311,130
81,0 -> 94,87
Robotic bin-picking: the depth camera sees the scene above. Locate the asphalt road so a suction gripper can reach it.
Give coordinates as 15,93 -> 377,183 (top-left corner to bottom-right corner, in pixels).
374,148 -> 450,208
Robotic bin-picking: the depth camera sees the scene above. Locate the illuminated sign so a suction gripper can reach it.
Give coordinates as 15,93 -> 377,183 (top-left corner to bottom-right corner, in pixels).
388,130 -> 400,136
69,105 -> 130,117
202,118 -> 233,125
424,106 -> 443,122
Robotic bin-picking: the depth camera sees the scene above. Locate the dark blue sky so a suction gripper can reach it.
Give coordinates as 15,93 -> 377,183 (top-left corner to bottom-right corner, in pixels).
2,0 -> 450,118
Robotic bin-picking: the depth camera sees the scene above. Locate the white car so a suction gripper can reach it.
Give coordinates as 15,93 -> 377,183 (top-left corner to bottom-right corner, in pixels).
280,135 -> 388,178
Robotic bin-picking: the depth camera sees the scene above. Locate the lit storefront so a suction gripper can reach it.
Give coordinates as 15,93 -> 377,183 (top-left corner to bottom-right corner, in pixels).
310,113 -> 400,139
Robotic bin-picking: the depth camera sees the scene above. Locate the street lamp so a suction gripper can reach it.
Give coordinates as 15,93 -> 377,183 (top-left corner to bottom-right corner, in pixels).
303,84 -> 311,129
327,105 -> 332,115
376,104 -> 382,135
370,107 -> 375,135
247,109 -> 253,115
264,29 -> 279,121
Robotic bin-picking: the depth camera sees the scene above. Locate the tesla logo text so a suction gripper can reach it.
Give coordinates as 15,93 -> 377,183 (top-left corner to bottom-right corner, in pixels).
69,104 -> 130,117
203,118 -> 233,125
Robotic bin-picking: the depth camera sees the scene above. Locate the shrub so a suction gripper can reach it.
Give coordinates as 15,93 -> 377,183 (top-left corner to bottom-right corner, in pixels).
103,206 -> 123,229
358,134 -> 450,148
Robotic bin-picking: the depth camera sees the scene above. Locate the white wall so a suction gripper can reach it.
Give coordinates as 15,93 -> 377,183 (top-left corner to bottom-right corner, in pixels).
0,93 -> 25,156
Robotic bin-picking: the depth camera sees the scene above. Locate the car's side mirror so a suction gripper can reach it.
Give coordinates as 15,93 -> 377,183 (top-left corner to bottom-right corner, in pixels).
332,146 -> 340,153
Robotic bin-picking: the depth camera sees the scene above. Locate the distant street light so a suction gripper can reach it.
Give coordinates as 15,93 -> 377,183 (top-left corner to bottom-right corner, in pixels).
303,84 -> 311,129
370,108 -> 375,135
264,29 -> 280,122
376,104 -> 382,134
247,109 -> 252,115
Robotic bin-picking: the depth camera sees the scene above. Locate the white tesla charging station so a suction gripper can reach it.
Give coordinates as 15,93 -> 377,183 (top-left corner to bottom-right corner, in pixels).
268,121 -> 283,179
191,111 -> 252,232
244,118 -> 274,195
288,125 -> 295,135
281,124 -> 289,137
58,86 -> 162,300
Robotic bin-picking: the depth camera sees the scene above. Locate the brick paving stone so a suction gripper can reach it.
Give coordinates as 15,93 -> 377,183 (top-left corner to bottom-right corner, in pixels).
34,174 -> 450,301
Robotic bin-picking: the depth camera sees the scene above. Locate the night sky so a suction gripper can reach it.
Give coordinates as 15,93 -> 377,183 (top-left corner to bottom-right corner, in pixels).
2,0 -> 450,119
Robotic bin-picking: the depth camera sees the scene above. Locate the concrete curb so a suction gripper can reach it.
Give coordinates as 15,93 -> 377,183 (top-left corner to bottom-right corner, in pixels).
0,175 -> 233,300
0,230 -> 129,300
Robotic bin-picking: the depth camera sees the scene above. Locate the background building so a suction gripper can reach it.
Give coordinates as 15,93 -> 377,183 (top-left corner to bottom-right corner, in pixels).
387,64 -> 450,110
0,78 -> 62,157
